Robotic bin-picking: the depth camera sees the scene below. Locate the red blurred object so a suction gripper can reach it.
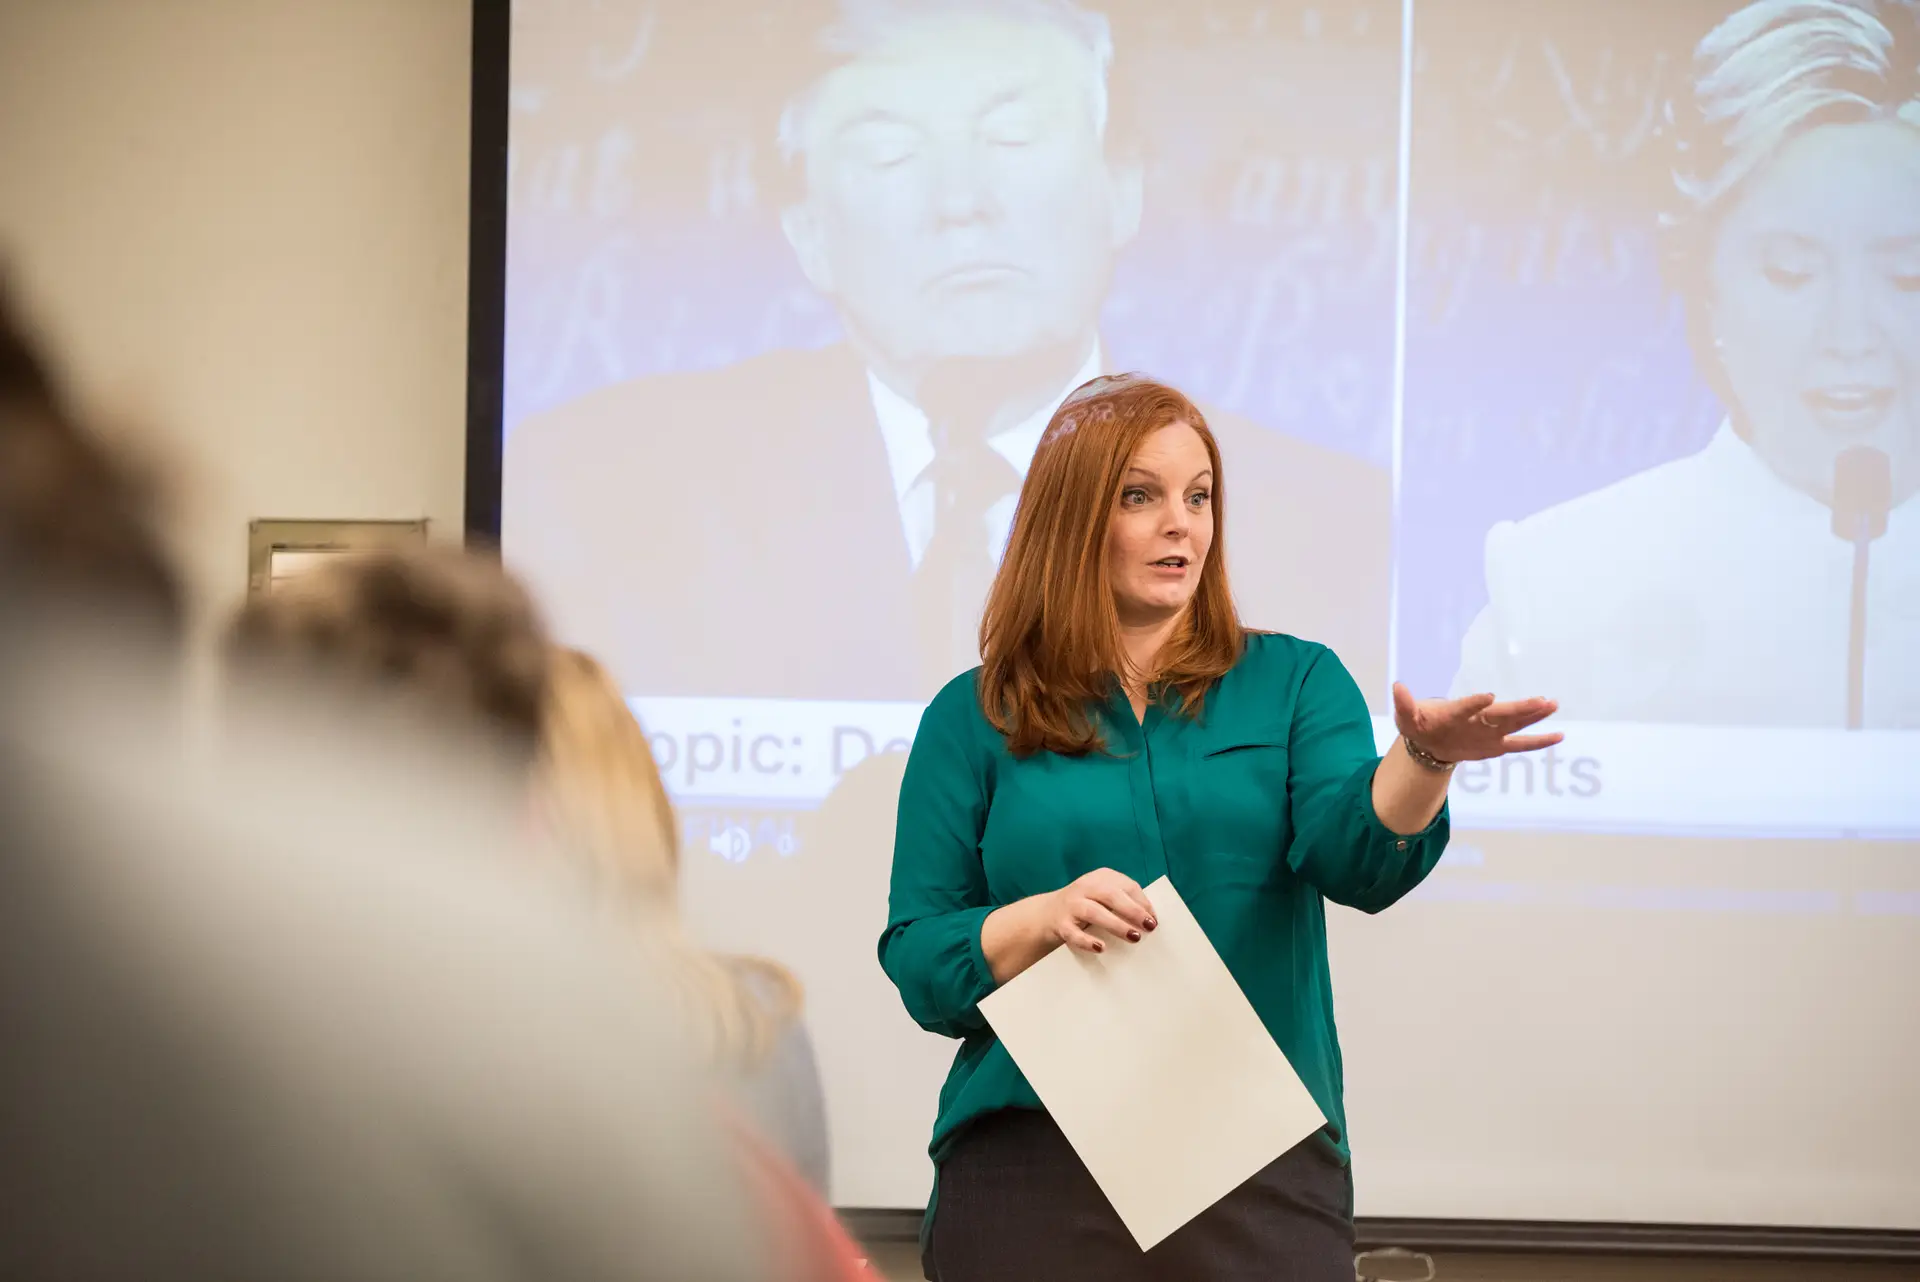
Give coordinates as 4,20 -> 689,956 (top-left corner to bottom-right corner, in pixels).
725,1108 -> 872,1281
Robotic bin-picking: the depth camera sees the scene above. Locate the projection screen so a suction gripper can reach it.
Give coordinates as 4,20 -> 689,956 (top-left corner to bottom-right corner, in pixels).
487,0 -> 1920,1230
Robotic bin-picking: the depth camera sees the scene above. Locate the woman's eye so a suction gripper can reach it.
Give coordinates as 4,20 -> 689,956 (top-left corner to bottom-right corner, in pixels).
1121,488 -> 1149,506
1754,234 -> 1822,291
1762,263 -> 1814,290
1188,490 -> 1211,508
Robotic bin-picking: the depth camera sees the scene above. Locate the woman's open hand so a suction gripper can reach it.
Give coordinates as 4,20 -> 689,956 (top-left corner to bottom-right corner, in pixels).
1391,682 -> 1562,764
1045,868 -> 1157,954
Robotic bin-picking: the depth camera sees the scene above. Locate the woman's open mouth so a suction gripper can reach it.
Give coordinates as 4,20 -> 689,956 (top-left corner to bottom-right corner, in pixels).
1803,385 -> 1895,433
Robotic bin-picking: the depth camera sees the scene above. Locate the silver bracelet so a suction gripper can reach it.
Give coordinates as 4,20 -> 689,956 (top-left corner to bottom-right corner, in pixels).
1401,736 -> 1455,774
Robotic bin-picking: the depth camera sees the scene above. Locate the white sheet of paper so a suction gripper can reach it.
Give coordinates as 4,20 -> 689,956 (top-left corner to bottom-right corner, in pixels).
978,875 -> 1326,1251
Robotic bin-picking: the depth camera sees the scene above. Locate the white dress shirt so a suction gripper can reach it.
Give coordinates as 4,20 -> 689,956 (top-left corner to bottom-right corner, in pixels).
1451,422 -> 1920,728
867,346 -> 1105,570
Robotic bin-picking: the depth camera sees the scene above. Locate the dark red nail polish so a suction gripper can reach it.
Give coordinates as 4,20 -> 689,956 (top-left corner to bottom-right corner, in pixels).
1144,918 -> 1158,931
1127,930 -> 1141,942
1092,941 -> 1104,953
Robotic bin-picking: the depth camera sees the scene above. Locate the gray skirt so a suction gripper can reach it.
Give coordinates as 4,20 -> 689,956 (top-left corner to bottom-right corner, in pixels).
925,1107 -> 1354,1282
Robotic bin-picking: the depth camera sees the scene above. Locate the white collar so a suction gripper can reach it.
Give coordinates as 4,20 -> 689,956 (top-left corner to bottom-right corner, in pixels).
867,343 -> 1105,504
1703,418 -> 1917,524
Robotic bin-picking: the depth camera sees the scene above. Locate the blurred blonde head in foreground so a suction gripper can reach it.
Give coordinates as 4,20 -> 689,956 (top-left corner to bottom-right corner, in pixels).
537,646 -> 804,1066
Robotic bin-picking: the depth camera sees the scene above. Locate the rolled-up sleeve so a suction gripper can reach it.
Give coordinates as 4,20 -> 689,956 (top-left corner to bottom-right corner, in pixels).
877,694 -> 998,1039
1285,646 -> 1449,913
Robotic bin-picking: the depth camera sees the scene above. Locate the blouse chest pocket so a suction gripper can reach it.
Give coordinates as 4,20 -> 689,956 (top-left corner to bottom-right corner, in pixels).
1183,739 -> 1293,885
1201,737 -> 1288,775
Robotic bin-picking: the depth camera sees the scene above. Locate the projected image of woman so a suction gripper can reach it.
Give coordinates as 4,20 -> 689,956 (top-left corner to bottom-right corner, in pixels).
882,374 -> 1560,1280
1451,0 -> 1920,727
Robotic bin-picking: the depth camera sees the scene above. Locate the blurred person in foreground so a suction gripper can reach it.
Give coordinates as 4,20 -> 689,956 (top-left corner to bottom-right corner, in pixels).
0,283 -> 768,1280
228,553 -> 869,1280
505,0 -> 1390,704
881,374 -> 1560,1280
1452,0 -> 1920,726
537,646 -> 832,1195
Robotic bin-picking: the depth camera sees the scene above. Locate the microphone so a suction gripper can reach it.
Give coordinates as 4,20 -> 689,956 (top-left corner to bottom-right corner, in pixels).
1831,446 -> 1892,731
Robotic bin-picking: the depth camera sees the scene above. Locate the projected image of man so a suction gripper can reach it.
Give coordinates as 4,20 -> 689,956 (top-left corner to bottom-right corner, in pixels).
779,2 -> 1123,401
1452,0 -> 1920,727
778,0 -> 1134,692
504,0 -> 1389,703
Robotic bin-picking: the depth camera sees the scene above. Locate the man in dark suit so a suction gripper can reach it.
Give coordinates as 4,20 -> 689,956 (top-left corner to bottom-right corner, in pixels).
503,0 -> 1389,703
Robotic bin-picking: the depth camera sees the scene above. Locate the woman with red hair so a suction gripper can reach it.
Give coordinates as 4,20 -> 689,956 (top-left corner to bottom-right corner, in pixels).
882,374 -> 1560,1281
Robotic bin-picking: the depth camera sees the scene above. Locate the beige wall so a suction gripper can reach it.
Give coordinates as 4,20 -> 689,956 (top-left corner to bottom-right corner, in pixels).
0,0 -> 473,649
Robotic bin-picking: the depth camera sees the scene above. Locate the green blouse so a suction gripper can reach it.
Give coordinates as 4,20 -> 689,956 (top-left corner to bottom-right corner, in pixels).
879,631 -> 1449,1195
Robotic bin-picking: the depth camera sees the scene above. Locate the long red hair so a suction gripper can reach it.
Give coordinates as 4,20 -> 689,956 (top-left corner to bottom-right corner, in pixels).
978,374 -> 1243,757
